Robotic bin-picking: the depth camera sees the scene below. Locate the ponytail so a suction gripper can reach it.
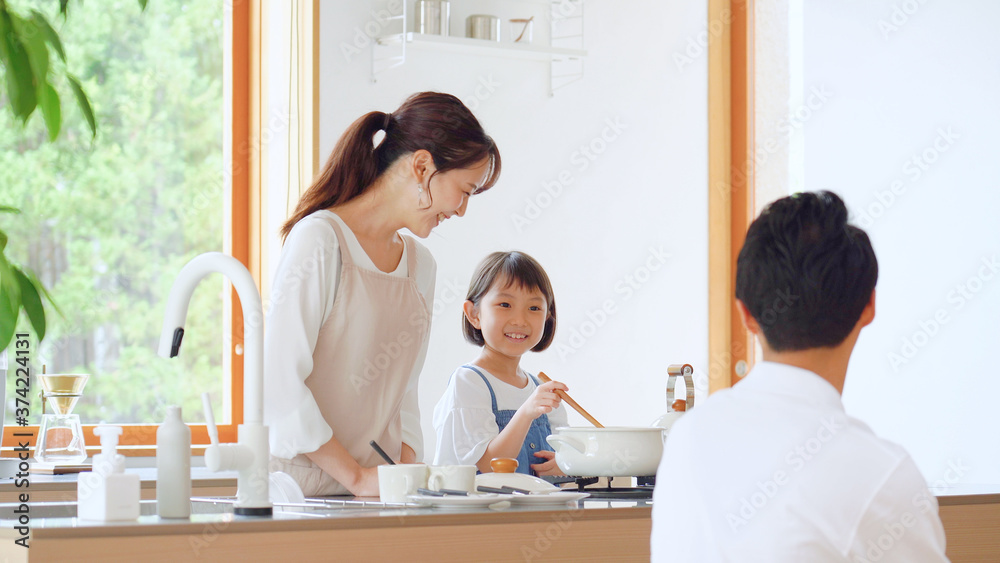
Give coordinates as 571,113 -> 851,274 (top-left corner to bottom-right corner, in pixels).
281,92 -> 501,242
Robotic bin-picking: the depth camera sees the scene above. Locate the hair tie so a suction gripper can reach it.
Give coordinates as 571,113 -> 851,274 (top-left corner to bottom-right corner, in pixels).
382,112 -> 392,131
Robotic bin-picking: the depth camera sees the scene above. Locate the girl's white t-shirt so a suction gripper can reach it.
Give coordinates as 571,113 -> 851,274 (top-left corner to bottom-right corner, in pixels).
432,364 -> 569,466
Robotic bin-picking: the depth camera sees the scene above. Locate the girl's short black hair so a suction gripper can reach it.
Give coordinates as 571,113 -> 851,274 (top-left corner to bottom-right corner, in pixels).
463,251 -> 557,352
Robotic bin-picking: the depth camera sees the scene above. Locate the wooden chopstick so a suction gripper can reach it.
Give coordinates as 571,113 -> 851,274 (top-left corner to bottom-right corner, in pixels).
537,372 -> 605,428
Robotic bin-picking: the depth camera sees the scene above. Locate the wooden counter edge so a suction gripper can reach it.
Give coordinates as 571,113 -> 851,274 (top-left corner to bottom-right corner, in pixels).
5,506 -> 650,540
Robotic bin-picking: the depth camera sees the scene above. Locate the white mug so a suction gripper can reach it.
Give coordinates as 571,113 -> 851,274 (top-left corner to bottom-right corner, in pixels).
427,465 -> 477,493
378,464 -> 428,503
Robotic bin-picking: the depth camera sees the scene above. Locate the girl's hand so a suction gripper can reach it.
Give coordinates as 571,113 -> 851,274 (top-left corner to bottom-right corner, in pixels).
529,450 -> 565,476
519,380 -> 567,420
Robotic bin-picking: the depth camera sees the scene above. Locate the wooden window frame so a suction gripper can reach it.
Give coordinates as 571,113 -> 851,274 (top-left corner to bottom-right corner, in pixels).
708,0 -> 755,394
3,0 -> 319,456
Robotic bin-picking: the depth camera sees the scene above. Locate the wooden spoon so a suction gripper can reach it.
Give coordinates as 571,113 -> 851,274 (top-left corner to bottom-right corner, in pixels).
537,372 -> 605,428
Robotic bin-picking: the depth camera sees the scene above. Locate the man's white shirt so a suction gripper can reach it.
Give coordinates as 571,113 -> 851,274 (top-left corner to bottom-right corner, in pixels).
651,361 -> 948,562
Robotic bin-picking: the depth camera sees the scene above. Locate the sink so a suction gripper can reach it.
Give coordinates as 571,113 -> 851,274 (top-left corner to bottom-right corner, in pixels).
0,497 -> 418,520
0,499 -> 237,520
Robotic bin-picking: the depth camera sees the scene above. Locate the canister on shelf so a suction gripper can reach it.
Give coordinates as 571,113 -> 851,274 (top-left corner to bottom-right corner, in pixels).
416,0 -> 450,36
467,14 -> 500,41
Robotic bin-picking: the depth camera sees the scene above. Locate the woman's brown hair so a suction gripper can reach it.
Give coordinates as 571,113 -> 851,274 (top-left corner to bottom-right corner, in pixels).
463,251 -> 557,352
281,92 -> 501,241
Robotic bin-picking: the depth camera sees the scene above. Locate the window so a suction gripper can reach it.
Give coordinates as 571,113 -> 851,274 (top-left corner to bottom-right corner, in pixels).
2,0 -> 252,451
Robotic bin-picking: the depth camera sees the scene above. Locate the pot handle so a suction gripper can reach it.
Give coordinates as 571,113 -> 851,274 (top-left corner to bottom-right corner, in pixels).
546,434 -> 585,454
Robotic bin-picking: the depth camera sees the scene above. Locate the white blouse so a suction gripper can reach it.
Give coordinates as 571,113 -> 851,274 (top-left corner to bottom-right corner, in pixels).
432,364 -> 569,466
263,210 -> 435,461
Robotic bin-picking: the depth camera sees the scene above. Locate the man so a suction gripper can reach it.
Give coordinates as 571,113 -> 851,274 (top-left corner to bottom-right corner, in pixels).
651,191 -> 948,562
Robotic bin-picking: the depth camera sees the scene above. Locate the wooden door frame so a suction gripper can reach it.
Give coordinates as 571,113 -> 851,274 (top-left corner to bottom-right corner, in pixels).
708,0 -> 755,393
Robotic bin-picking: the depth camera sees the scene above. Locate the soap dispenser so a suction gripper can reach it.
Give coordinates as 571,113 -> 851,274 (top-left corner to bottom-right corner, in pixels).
156,405 -> 191,518
77,425 -> 140,521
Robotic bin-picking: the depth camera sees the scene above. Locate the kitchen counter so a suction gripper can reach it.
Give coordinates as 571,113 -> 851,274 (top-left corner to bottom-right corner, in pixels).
0,497 -> 651,562
0,475 -> 997,562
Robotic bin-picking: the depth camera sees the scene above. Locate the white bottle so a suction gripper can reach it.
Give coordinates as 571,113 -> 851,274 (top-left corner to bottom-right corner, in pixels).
157,405 -> 192,518
77,425 -> 140,521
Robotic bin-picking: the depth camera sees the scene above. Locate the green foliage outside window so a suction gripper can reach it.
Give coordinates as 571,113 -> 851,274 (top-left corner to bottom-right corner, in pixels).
1,0 -> 226,425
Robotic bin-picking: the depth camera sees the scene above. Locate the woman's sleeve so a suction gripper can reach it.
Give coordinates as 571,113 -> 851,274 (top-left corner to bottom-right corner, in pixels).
432,370 -> 498,466
399,242 -> 436,461
263,219 -> 340,459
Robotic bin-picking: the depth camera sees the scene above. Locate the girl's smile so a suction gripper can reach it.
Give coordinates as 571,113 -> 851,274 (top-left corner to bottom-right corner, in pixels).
467,282 -> 548,360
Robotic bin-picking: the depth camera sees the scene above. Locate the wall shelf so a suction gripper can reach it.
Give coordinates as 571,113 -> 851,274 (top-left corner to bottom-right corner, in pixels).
375,32 -> 586,62
371,0 -> 585,95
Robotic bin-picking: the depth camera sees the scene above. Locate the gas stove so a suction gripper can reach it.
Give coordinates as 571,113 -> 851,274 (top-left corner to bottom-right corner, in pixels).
554,476 -> 656,500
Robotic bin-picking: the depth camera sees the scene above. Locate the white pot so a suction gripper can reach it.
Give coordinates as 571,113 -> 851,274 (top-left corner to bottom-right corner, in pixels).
546,426 -> 666,477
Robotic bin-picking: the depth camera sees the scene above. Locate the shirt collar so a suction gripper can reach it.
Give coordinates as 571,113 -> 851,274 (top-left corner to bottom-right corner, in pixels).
738,361 -> 845,411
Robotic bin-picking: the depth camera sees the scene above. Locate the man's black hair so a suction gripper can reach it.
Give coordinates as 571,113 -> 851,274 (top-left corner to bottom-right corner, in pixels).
735,191 -> 878,351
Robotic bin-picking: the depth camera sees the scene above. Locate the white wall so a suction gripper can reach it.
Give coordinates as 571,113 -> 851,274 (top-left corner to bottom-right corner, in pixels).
313,0 -> 710,461
801,1 -> 1000,485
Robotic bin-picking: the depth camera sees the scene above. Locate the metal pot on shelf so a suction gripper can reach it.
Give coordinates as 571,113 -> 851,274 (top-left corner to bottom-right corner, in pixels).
416,0 -> 450,36
466,15 -> 500,41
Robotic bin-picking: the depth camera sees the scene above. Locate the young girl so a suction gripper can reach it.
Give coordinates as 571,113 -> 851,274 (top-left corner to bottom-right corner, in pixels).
433,251 -> 569,476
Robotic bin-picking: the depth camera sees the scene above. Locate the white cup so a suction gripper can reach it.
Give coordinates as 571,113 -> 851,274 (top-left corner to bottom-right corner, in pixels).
378,464 -> 428,503
427,465 -> 477,493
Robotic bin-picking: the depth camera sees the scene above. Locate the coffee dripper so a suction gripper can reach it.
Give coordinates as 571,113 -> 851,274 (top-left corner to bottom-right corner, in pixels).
34,373 -> 89,464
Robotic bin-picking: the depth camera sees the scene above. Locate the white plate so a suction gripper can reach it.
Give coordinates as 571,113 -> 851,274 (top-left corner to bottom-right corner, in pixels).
407,493 -> 514,509
475,473 -> 559,493
507,492 -> 590,505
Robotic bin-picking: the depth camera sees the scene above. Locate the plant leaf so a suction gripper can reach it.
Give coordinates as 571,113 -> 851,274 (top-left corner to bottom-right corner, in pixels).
138,0 -> 149,11
0,10 -> 39,121
0,206 -> 20,213
13,267 -> 45,342
0,281 -> 18,352
13,15 -> 49,84
0,253 -> 13,303
67,74 -> 97,139
59,0 -> 70,18
0,252 -> 19,308
38,81 -> 62,141
0,231 -> 6,251
31,10 -> 66,63
31,271 -> 62,317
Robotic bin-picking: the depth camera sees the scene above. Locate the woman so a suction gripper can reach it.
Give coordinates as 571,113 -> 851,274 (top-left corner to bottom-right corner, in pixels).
264,92 -> 501,496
